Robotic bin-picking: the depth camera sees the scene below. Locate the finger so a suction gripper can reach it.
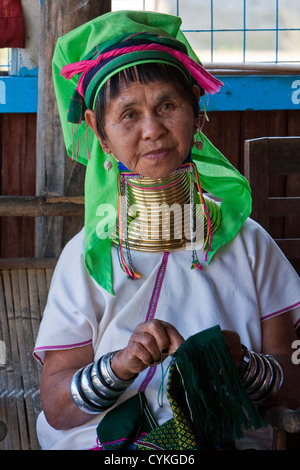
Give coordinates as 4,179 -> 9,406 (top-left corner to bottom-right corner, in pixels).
133,320 -> 184,362
142,320 -> 185,358
222,330 -> 243,368
112,345 -> 150,379
159,321 -> 185,354
127,330 -> 162,366
135,320 -> 170,360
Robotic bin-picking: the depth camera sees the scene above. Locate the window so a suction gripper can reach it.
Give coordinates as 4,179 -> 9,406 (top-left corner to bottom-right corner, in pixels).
0,48 -> 10,75
112,0 -> 300,65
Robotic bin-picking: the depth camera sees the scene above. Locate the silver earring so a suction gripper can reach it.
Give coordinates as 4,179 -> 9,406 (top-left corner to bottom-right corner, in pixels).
103,147 -> 113,172
104,156 -> 113,172
193,112 -> 207,151
194,129 -> 203,151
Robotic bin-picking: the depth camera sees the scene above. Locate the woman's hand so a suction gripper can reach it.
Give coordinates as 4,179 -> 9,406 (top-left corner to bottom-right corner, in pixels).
111,319 -> 185,381
222,330 -> 243,369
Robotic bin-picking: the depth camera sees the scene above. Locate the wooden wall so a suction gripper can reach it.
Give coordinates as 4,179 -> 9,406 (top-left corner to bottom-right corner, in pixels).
0,113 -> 37,257
0,109 -> 299,263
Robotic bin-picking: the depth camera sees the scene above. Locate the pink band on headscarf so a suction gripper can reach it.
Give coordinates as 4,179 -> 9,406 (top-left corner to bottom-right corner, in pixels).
61,43 -> 223,97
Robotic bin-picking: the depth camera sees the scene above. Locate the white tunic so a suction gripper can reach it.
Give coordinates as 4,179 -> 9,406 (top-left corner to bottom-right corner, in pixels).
34,218 -> 300,450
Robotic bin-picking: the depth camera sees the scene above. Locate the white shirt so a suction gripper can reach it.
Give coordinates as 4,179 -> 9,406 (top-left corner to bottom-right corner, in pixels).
34,218 -> 300,450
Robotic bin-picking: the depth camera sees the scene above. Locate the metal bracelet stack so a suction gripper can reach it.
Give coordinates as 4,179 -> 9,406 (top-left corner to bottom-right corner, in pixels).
239,345 -> 284,405
70,351 -> 136,414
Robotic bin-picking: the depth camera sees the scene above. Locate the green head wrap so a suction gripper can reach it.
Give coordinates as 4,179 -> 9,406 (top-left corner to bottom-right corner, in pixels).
52,10 -> 252,295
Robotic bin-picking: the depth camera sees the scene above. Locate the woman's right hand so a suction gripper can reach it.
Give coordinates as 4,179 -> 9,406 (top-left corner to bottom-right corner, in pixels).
111,319 -> 185,381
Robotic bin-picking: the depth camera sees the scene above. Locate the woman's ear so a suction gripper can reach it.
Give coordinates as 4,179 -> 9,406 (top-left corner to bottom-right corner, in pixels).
192,85 -> 201,102
85,109 -> 111,154
191,86 -> 202,134
85,109 -> 98,136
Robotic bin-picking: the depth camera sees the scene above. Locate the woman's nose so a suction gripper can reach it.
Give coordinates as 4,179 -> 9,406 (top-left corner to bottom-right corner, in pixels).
141,114 -> 167,140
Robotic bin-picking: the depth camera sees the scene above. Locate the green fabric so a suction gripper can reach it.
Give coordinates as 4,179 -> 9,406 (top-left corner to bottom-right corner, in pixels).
97,392 -> 157,450
135,363 -> 201,450
96,371 -> 200,450
52,10 -> 252,295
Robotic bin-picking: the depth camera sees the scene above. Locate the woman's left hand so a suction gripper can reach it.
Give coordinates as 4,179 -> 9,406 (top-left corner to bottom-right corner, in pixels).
222,330 -> 243,369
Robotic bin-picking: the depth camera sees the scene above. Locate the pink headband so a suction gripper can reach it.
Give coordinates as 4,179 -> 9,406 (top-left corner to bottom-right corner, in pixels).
61,43 -> 223,98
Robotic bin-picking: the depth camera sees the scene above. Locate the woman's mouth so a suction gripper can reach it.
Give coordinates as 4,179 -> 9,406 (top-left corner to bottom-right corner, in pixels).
142,148 -> 170,160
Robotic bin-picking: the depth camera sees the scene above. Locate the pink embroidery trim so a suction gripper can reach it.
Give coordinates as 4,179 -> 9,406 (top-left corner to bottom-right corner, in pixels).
33,338 -> 93,365
261,301 -> 300,324
139,252 -> 169,393
90,433 -> 148,450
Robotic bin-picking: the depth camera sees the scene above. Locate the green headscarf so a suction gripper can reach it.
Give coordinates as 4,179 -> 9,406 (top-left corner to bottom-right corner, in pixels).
52,10 -> 252,295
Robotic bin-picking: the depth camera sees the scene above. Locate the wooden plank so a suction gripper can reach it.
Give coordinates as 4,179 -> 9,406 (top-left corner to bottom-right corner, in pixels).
36,269 -> 49,321
27,270 -> 42,351
241,111 -> 288,145
242,114 -> 288,238
206,63 -> 300,75
275,239 -> 300,259
45,268 -> 54,294
204,111 -> 241,171
273,429 -> 287,450
267,137 -> 300,174
245,136 -> 300,274
263,137 -> 300,255
244,138 -> 270,230
0,196 -> 84,217
1,113 -> 36,258
1,114 -> 36,197
0,273 -> 11,450
10,270 -> 31,450
36,0 -> 111,258
2,270 -> 23,449
285,111 -> 300,274
18,269 -> 40,449
0,218 -> 35,258
269,197 -> 300,217
0,258 -> 57,269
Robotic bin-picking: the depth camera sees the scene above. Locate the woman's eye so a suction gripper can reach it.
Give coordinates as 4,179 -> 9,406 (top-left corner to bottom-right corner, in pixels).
122,111 -> 136,120
161,102 -> 174,112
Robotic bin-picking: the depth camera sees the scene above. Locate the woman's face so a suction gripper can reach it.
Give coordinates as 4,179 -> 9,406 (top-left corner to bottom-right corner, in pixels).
86,79 -> 200,178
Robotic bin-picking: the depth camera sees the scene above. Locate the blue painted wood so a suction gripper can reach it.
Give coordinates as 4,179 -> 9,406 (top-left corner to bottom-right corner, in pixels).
205,75 -> 300,111
0,76 -> 38,113
0,75 -> 299,113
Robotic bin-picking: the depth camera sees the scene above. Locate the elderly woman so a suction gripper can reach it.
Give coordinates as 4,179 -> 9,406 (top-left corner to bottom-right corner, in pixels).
34,10 -> 300,451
